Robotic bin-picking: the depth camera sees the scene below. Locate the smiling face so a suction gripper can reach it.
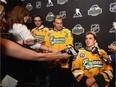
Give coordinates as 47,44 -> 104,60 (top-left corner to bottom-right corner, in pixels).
85,33 -> 96,49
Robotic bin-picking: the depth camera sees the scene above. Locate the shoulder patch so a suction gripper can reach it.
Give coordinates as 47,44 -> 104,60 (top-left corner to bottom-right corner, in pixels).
80,53 -> 85,58
47,30 -> 52,36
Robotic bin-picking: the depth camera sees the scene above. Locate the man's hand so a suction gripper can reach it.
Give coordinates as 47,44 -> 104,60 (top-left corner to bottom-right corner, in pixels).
86,77 -> 98,87
25,38 -> 35,45
61,53 -> 71,59
48,48 -> 59,53
100,54 -> 109,59
108,45 -> 116,53
91,83 -> 99,87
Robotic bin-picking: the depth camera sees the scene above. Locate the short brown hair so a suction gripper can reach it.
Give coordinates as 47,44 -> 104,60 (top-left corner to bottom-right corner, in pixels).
85,31 -> 97,40
33,14 -> 43,21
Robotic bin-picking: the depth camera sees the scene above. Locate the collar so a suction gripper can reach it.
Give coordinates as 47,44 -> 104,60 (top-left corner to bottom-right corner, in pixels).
36,25 -> 44,30
84,47 -> 92,52
53,27 -> 65,31
85,46 -> 95,52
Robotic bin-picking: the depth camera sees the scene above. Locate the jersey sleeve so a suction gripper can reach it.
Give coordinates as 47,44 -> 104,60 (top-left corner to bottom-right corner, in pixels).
94,49 -> 113,87
72,54 -> 88,86
44,31 -> 51,47
65,29 -> 73,46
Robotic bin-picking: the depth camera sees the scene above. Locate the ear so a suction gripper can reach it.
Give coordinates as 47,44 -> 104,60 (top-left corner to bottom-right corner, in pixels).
94,40 -> 96,44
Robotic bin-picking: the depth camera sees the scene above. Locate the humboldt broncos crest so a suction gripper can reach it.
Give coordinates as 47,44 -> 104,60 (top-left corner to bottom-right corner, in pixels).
50,36 -> 65,45
83,58 -> 102,70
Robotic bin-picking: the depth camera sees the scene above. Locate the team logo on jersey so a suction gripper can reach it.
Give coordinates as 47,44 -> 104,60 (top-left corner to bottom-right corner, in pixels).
82,58 -> 102,70
50,36 -> 65,45
109,22 -> 116,33
90,24 -> 100,33
36,1 -> 42,9
109,2 -> 116,13
88,4 -> 102,16
26,3 -> 33,11
80,53 -> 85,58
46,12 -> 55,22
73,8 -> 82,18
34,35 -> 45,41
57,0 -> 68,5
46,0 -> 54,7
72,24 -> 84,35
59,11 -> 66,19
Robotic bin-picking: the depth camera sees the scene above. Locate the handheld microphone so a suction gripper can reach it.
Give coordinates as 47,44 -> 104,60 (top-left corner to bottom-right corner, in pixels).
91,44 -> 110,65
59,44 -> 78,63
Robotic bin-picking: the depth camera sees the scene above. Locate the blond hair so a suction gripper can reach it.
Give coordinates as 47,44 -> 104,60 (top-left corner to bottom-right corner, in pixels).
53,15 -> 62,22
85,31 -> 97,40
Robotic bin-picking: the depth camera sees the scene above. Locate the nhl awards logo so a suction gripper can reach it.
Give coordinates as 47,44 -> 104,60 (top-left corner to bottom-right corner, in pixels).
72,24 -> 84,35
57,0 -> 68,5
26,3 -> 33,11
88,4 -> 102,16
46,12 -> 55,22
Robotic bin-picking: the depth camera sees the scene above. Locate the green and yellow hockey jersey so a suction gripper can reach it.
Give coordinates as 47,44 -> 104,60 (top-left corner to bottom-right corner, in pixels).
45,28 -> 73,68
31,26 -> 49,43
72,48 -> 113,87
45,28 -> 73,50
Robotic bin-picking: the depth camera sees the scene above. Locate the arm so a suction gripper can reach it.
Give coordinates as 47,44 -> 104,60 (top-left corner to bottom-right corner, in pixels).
71,51 -> 88,84
93,64 -> 113,87
92,49 -> 113,87
100,54 -> 112,63
0,38 -> 71,61
39,44 -> 59,53
17,39 -> 59,53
